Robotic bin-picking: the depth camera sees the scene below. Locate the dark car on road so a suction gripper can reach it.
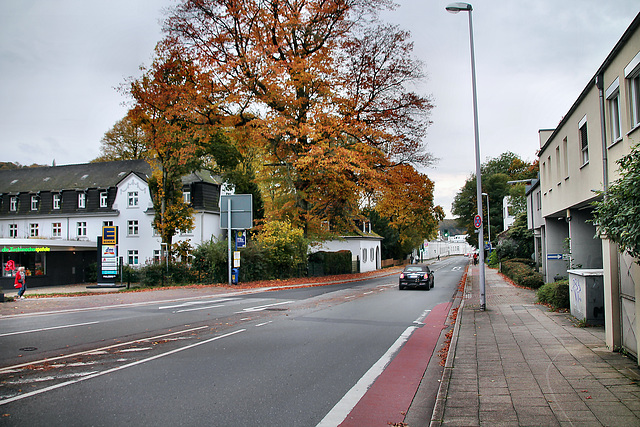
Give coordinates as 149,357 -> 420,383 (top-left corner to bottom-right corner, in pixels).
399,264 -> 434,290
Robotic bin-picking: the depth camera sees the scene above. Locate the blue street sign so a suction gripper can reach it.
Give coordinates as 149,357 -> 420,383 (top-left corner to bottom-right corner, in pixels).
547,253 -> 563,260
236,231 -> 246,248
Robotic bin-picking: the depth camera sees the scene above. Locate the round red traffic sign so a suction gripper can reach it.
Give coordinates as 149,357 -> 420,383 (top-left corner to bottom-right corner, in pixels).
474,214 -> 482,229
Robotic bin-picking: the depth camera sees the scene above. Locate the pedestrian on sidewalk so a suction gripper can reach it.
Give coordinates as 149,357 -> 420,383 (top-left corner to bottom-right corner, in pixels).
14,266 -> 26,299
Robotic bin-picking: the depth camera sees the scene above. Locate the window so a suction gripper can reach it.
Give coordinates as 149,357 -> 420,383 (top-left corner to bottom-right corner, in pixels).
630,72 -> 640,128
153,250 -> 161,263
9,224 -> 17,238
579,116 -> 589,166
128,250 -> 139,265
77,221 -> 87,237
30,223 -> 39,237
128,220 -> 139,236
100,192 -> 108,208
52,223 -> 62,237
10,196 -> 18,212
555,146 -> 561,183
362,248 -> 367,262
183,190 -> 191,204
53,193 -> 61,210
128,191 -> 138,207
625,52 -> 640,129
606,78 -> 621,144
78,192 -> 86,209
103,221 -> 114,227
31,196 -> 39,211
562,138 -> 569,178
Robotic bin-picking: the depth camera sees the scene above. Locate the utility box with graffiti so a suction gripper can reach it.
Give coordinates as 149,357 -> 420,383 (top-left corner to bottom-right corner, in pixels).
568,269 -> 604,325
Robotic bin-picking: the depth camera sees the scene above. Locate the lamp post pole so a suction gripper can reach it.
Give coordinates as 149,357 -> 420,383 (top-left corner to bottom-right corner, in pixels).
446,2 -> 486,310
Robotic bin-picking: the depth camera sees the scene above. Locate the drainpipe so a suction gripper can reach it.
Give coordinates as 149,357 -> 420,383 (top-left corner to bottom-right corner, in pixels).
596,73 -> 609,196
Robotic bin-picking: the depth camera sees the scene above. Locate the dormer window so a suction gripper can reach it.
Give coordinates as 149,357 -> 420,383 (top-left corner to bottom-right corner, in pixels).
53,193 -> 61,210
100,192 -> 108,208
31,195 -> 39,211
183,190 -> 191,204
78,192 -> 86,209
10,196 -> 18,212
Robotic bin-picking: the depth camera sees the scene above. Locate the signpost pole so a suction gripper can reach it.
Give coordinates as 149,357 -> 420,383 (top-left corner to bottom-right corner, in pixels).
228,197 -> 232,286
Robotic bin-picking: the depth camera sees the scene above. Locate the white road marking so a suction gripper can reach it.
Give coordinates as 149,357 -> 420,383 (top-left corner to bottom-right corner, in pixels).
158,297 -> 239,310
236,301 -> 294,313
175,304 -> 225,313
316,326 -> 418,427
0,321 -> 100,338
0,325 -> 209,374
255,321 -> 272,327
0,329 -> 246,406
118,347 -> 153,353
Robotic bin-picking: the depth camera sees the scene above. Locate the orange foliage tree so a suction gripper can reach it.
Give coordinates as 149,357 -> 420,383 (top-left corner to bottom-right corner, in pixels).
161,0 -> 439,239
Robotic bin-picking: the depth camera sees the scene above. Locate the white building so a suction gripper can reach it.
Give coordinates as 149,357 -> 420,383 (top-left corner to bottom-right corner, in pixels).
0,160 -> 223,288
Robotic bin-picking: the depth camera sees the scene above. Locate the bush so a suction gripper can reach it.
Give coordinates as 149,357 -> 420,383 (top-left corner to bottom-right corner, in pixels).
122,264 -> 140,285
537,280 -> 570,309
501,260 -> 544,289
85,262 -> 97,282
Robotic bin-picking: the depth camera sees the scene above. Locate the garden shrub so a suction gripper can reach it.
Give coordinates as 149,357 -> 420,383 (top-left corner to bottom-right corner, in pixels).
537,280 -> 570,309
501,260 -> 544,289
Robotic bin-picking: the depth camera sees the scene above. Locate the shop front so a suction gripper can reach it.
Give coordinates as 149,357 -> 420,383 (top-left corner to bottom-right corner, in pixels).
1,240 -> 96,290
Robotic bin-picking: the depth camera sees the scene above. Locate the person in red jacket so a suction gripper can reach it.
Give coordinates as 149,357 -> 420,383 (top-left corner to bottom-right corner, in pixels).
14,266 -> 26,299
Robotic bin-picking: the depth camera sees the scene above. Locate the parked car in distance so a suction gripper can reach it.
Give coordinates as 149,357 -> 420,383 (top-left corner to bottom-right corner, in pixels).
399,264 -> 434,290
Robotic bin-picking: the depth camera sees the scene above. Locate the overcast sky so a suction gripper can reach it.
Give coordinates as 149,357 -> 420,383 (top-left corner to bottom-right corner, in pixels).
1,1 -> 638,217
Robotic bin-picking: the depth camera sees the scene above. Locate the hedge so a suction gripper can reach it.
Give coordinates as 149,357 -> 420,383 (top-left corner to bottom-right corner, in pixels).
536,280 -> 570,310
501,260 -> 544,289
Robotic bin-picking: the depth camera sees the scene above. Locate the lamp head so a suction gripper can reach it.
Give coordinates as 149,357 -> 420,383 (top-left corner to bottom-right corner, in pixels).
482,192 -> 488,196
446,2 -> 472,13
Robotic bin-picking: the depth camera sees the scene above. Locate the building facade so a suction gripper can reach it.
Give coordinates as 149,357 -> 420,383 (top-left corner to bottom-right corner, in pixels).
532,13 -> 640,359
0,160 -> 223,289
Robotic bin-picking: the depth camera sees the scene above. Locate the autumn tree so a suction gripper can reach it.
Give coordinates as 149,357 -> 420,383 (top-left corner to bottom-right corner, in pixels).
125,44 -> 205,253
374,165 -> 444,254
93,115 -> 149,162
163,0 -> 436,237
452,152 -> 538,248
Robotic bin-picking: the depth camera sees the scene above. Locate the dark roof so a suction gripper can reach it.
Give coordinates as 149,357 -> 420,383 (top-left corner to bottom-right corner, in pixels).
0,160 -> 153,193
182,170 -> 222,185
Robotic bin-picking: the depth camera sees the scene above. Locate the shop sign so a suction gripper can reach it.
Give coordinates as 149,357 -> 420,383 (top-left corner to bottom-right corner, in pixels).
2,247 -> 51,253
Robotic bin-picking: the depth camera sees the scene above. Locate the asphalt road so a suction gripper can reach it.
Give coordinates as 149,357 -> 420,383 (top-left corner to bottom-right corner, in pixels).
0,256 -> 467,426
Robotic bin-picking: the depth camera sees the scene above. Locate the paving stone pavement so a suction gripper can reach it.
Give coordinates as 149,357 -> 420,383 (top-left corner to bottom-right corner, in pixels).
431,264 -> 640,427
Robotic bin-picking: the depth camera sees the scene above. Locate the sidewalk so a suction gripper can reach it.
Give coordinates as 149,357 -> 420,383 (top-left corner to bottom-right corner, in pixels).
431,264 -> 640,426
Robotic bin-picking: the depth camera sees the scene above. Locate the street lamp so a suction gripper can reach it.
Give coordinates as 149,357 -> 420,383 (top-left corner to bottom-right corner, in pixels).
482,192 -> 491,250
446,2 -> 486,310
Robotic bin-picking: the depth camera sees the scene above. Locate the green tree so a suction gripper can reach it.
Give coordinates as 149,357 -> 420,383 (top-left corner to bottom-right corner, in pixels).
494,212 -> 533,260
592,144 -> 640,260
452,152 -> 538,248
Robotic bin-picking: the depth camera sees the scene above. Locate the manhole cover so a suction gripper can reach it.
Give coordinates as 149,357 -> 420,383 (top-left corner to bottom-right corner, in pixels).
19,347 -> 38,351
